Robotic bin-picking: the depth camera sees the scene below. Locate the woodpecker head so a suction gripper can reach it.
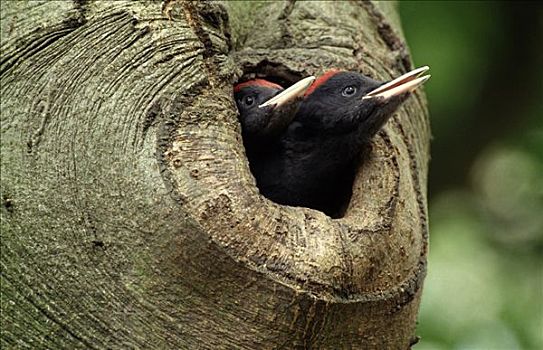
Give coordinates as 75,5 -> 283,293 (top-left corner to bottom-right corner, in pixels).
299,66 -> 430,139
234,76 -> 315,141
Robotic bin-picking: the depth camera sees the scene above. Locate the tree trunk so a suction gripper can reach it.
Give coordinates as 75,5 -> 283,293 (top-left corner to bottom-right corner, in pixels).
1,1 -> 429,349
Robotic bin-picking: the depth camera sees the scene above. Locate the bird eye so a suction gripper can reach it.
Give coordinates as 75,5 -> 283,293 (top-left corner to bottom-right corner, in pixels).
342,86 -> 357,97
244,96 -> 255,106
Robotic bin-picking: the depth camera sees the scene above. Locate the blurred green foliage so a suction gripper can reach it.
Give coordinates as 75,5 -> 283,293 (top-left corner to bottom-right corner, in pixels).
399,1 -> 543,349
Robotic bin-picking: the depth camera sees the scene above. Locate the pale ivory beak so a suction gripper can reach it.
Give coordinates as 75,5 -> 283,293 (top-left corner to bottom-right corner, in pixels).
259,76 -> 316,108
363,66 -> 431,100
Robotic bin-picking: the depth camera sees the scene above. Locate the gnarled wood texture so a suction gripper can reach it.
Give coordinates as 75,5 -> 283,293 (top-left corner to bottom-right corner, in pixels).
1,1 -> 429,348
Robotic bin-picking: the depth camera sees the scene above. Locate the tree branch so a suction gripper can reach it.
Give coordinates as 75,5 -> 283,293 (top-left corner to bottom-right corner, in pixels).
1,1 -> 429,348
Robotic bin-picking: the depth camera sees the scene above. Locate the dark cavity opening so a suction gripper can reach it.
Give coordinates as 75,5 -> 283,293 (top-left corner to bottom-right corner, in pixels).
234,61 -> 354,219
237,60 -> 303,87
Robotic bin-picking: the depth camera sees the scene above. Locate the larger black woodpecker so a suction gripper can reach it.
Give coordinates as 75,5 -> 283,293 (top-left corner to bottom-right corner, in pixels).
250,67 -> 430,218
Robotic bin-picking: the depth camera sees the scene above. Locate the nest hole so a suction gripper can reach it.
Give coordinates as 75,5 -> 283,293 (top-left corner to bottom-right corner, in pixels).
235,61 -> 357,219
237,60 -> 304,88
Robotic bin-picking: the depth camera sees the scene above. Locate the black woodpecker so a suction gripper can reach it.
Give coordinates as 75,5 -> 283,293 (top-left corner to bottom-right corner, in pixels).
250,67 -> 430,218
234,75 -> 315,161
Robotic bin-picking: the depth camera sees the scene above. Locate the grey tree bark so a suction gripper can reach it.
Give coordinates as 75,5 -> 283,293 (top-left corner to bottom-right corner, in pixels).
1,1 -> 429,349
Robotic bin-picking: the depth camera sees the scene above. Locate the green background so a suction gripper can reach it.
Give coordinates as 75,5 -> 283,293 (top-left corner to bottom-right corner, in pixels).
399,1 -> 543,349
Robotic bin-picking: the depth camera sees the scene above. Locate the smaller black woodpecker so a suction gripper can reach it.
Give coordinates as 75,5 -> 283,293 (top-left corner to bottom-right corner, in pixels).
234,76 -> 315,156
251,67 -> 430,217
